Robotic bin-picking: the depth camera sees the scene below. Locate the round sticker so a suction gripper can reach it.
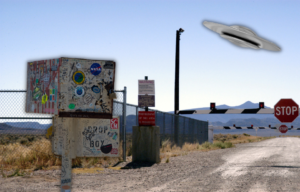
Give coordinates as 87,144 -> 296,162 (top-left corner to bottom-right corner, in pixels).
90,63 -> 102,76
69,103 -> 75,109
91,85 -> 100,93
73,71 -> 85,84
75,86 -> 85,97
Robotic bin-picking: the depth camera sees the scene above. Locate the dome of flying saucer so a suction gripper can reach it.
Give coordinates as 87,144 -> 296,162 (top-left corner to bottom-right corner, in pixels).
202,21 -> 281,51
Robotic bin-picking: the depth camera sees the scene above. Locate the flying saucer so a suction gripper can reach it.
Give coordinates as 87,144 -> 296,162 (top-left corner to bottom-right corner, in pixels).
203,21 -> 281,51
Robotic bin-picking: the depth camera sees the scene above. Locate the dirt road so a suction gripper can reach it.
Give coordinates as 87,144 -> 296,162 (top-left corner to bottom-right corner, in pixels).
1,137 -> 300,192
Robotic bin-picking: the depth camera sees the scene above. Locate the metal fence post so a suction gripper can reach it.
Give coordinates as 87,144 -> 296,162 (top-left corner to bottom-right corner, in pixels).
183,118 -> 186,144
175,115 -> 179,146
136,106 -> 138,126
163,113 -> 165,142
122,87 -> 127,162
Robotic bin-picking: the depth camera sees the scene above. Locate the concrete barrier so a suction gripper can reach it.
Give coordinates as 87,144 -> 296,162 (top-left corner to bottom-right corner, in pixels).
132,126 -> 160,163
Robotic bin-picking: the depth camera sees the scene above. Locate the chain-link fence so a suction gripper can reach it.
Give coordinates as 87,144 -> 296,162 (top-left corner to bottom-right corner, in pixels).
0,90 -> 208,172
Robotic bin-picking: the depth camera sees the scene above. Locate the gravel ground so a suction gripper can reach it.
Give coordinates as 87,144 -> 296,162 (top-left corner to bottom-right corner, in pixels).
1,137 -> 300,192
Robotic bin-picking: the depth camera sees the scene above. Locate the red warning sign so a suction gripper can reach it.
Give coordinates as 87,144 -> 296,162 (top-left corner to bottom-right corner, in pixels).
138,111 -> 155,126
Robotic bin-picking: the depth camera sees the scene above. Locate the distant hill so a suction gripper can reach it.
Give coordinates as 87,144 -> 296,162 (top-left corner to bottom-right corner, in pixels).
0,123 -> 47,134
5,122 -> 51,129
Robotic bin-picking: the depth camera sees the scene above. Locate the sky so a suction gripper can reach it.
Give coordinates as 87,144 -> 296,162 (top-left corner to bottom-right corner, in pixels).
1,0 -> 300,113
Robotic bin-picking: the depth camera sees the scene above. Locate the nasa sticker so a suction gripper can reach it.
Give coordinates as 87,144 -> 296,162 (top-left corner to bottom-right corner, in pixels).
91,85 -> 100,93
75,86 -> 85,97
90,63 -> 102,76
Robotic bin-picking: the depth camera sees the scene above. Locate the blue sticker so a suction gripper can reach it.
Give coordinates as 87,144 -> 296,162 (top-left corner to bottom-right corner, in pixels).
90,63 -> 102,76
91,85 -> 100,93
75,86 -> 85,97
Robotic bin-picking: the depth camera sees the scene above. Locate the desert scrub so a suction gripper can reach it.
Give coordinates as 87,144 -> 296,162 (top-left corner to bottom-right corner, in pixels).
201,142 -> 211,149
212,141 -> 234,149
232,135 -> 239,139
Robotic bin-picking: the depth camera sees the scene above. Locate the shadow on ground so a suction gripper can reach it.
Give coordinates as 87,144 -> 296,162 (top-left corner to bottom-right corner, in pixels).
113,161 -> 156,169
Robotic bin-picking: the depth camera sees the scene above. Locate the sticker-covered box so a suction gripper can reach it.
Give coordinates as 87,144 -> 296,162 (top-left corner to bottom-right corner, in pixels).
25,57 -> 116,118
51,116 -> 120,158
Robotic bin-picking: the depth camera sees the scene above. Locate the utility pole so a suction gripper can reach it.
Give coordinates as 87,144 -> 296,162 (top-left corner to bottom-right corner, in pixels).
174,28 -> 184,115
174,28 -> 184,146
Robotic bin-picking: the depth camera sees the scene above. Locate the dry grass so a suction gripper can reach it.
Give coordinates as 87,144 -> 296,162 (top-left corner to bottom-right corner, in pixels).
213,133 -> 276,145
0,133 -> 277,177
0,135 -> 124,177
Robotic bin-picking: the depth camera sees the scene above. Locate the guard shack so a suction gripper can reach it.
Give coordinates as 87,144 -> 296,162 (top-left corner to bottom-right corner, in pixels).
25,57 -> 118,192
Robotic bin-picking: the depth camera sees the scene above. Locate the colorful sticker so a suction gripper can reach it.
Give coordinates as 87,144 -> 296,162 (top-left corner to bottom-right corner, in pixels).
101,143 -> 112,154
91,85 -> 100,93
72,71 -> 85,84
90,63 -> 102,76
50,95 -> 55,101
83,93 -> 94,105
75,86 -> 84,97
51,65 -> 58,71
110,118 -> 118,129
62,185 -> 70,190
32,87 -> 42,100
112,132 -> 118,140
111,148 -> 118,154
69,103 -> 75,109
104,61 -> 114,69
76,62 -> 81,68
42,94 -> 48,104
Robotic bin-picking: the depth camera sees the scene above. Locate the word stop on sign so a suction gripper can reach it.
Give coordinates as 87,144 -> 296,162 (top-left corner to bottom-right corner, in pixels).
275,106 -> 298,115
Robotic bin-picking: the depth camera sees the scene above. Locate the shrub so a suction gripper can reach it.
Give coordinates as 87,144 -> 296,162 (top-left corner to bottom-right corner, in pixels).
202,142 -> 211,149
224,142 -> 233,148
17,138 -> 29,146
166,157 -> 169,163
243,133 -> 250,136
213,142 -> 225,149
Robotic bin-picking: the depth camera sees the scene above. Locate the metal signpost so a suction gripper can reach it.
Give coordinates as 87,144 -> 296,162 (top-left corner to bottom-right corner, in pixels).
25,58 -> 118,192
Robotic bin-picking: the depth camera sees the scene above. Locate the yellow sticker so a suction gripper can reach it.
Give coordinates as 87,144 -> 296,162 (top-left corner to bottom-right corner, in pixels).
42,94 -> 48,104
46,126 -> 53,139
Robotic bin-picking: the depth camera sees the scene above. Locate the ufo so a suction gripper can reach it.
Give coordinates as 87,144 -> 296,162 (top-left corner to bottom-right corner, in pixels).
203,21 -> 281,51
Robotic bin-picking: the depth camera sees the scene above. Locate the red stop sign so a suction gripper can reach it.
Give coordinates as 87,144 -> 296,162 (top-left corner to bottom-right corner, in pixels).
274,99 -> 299,123
279,125 -> 288,134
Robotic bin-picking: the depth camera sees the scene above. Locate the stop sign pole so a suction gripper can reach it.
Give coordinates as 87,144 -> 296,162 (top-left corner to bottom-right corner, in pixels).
274,98 -> 299,123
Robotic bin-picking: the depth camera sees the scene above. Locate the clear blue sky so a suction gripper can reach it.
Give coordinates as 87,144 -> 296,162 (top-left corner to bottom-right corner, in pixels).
1,0 -> 299,112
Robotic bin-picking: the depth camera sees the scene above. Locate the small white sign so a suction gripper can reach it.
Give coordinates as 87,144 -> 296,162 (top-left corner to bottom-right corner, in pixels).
138,80 -> 155,95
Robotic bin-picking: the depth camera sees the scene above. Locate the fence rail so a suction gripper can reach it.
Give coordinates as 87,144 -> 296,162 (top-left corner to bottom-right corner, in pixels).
0,90 -> 208,168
